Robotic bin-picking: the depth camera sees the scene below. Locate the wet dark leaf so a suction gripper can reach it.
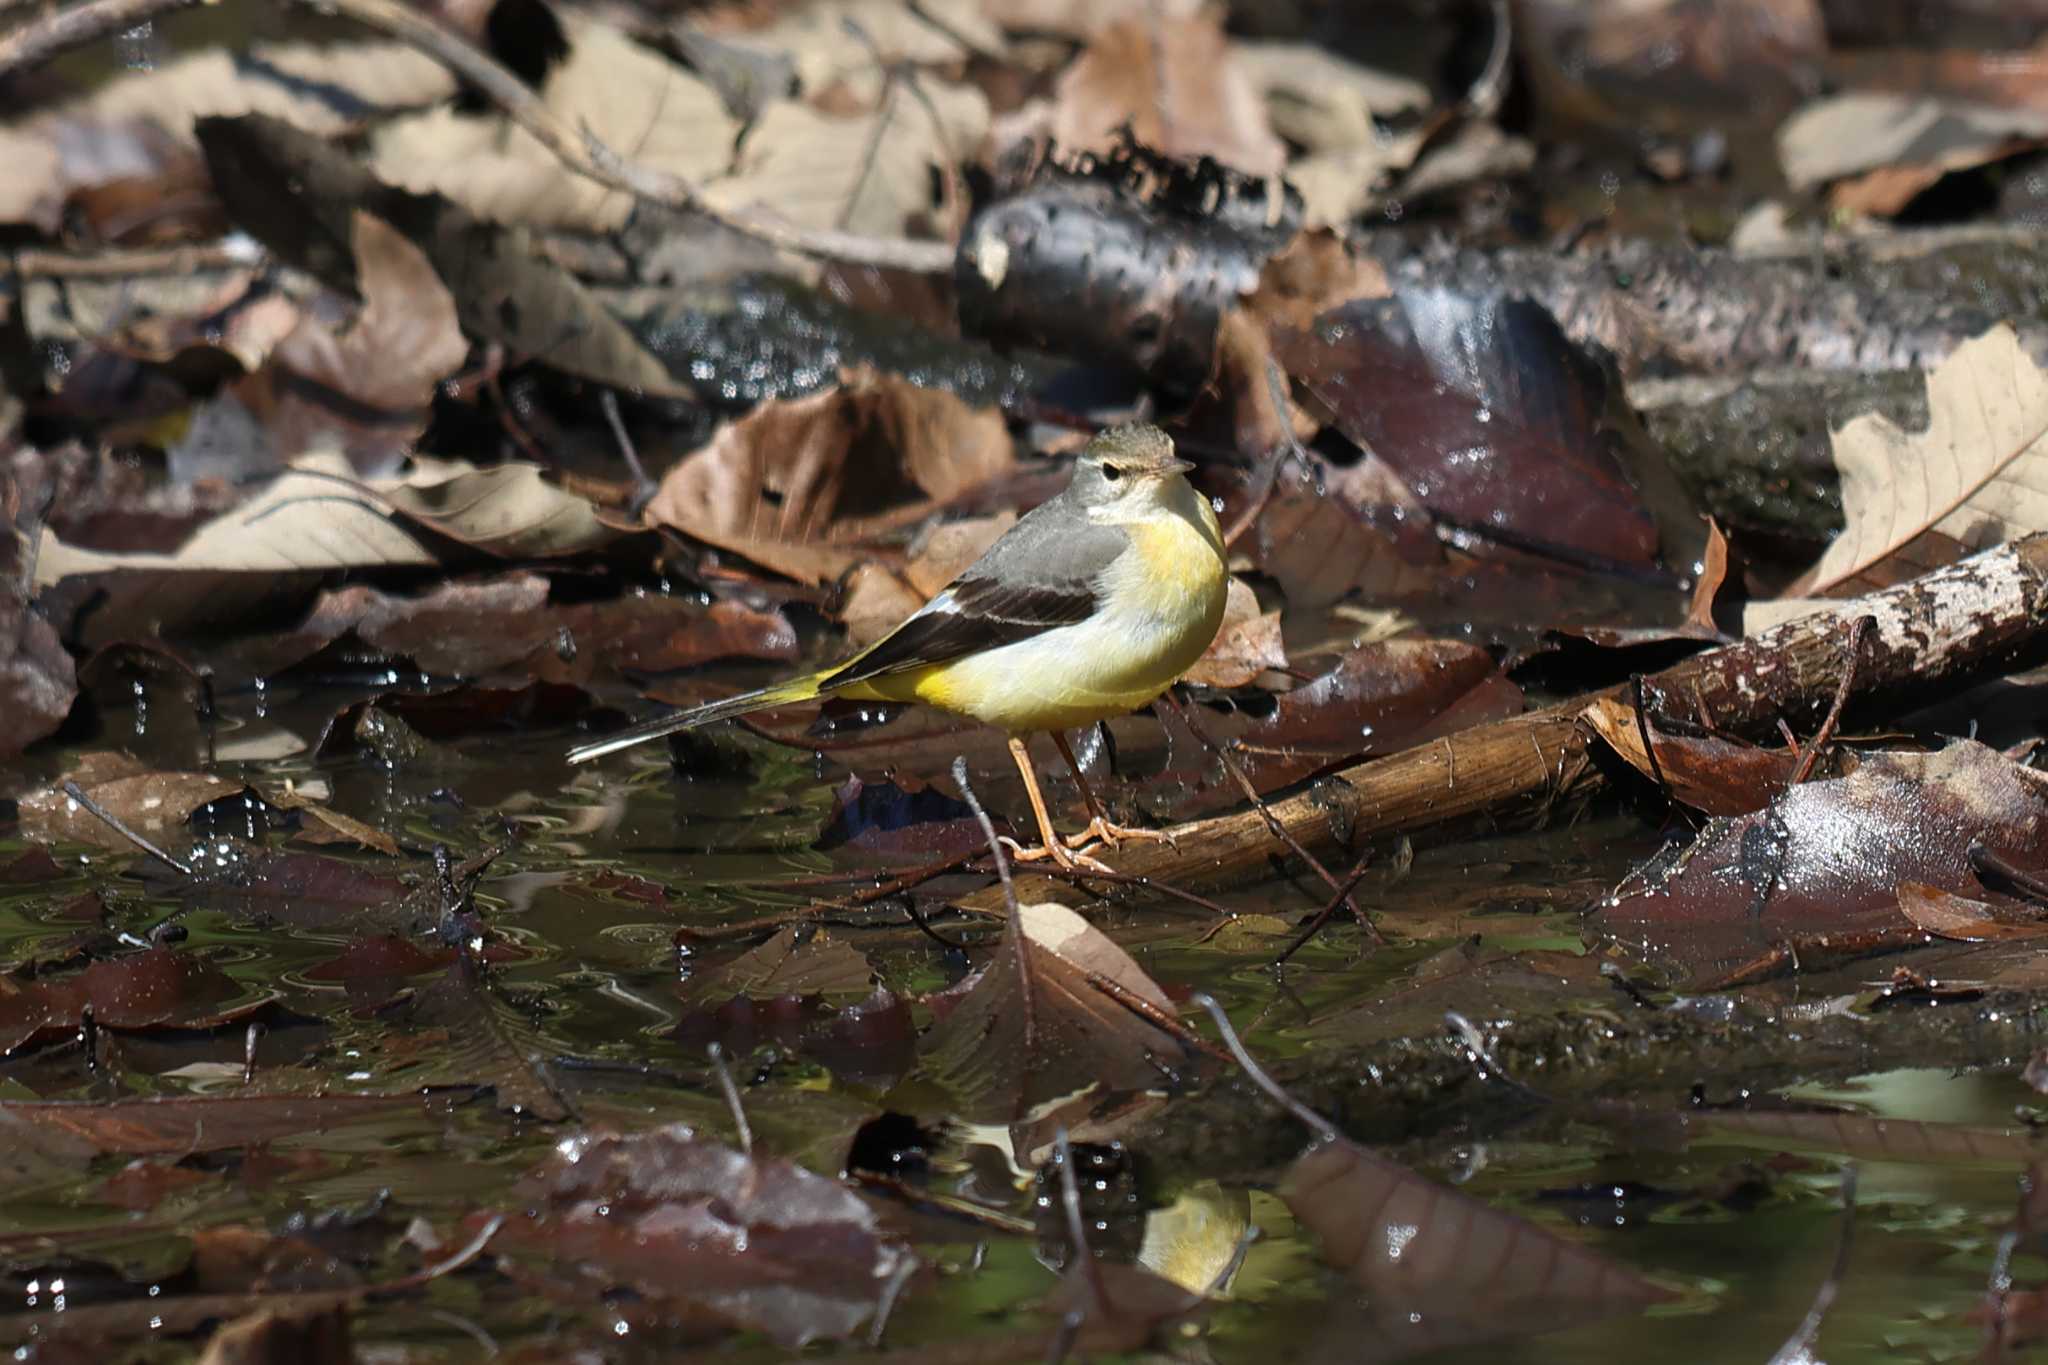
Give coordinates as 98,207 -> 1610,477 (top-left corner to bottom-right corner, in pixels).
1277,291 -> 1703,576
920,902 -> 1199,1122
1283,1137 -> 1674,1357
498,1124 -> 913,1347
0,947 -> 263,1054
1594,741 -> 2048,985
679,925 -> 875,1007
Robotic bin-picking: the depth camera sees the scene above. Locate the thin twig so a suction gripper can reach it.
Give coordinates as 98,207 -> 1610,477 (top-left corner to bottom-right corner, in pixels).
953,756 -> 1018,920
0,0 -> 201,81
1162,691 -> 1381,943
293,0 -> 954,274
1463,0 -> 1513,119
11,241 -> 259,279
61,781 -> 193,874
1766,1167 -> 1858,1365
1271,846 -> 1375,965
1188,993 -> 1338,1142
1627,674 -> 1670,796
705,1041 -> 753,1155
1790,614 -> 1874,785
1222,358 -> 1306,549
596,389 -> 656,513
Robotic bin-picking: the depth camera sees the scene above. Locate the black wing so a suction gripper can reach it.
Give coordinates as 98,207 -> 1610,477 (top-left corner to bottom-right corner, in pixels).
825,574 -> 1099,687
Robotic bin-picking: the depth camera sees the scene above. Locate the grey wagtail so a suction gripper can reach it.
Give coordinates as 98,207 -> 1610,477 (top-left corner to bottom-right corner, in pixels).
566,424 -> 1229,871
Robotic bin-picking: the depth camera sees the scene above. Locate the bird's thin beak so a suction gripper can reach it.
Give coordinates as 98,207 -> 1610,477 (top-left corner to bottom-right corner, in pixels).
1159,457 -> 1193,476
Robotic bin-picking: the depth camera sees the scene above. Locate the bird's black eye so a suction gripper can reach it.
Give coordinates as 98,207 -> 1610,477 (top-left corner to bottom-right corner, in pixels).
1101,463 -> 1123,481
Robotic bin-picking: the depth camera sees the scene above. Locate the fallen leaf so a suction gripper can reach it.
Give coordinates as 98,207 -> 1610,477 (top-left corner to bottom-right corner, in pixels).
1048,16 -> 1284,176
0,40 -> 453,231
0,947 -> 265,1055
33,457 -> 615,649
236,211 -> 470,477
645,370 -> 1016,584
371,21 -> 736,233
0,1093 -> 431,1159
1789,323 -> 2048,595
679,926 -> 875,1007
707,80 -> 987,240
1779,92 -> 2048,194
498,1124 -> 913,1347
265,789 -> 399,857
19,752 -> 243,852
1897,882 -> 2048,943
1594,741 -> 2048,985
196,113 -> 697,401
711,0 -> 1004,100
1579,696 -> 1806,816
1181,579 -> 1285,688
919,901 -> 1198,1122
1283,1137 -> 1675,1353
1277,290 -> 1705,576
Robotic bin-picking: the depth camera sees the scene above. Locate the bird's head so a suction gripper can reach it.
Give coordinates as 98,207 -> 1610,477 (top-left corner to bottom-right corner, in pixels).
1069,424 -> 1194,516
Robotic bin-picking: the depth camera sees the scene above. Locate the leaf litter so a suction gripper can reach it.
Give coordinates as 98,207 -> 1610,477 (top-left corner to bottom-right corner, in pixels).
8,0 -> 2048,1358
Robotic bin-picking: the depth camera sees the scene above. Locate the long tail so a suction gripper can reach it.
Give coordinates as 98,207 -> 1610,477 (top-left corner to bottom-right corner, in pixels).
566,673 -> 829,764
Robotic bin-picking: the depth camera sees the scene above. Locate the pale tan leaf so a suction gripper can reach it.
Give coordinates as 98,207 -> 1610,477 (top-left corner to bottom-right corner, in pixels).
1049,16 -> 1285,177
1779,92 -> 2048,191
717,0 -> 1004,104
978,0 -> 1199,40
370,23 -> 738,233
0,42 -> 453,230
378,463 -> 616,559
1791,324 -> 2048,594
1235,41 -> 1430,154
706,80 -> 987,239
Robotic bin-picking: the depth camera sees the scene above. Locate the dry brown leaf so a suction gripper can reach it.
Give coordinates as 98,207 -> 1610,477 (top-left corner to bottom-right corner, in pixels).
1896,882 -> 2048,942
1049,16 -> 1284,177
20,753 -> 243,852
239,211 -> 469,476
706,80 -> 987,239
644,371 -> 1016,584
370,22 -> 737,233
977,0 -> 1200,39
1181,578 -> 1285,689
267,788 -> 399,857
919,901 -> 1193,1122
1241,229 -> 1392,334
0,41 -> 453,230
1789,324 -> 2048,595
902,513 -> 1016,596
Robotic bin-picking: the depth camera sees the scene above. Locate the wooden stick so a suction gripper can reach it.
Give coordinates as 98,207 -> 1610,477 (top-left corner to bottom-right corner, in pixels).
0,0 -> 202,81
952,533 -> 2048,916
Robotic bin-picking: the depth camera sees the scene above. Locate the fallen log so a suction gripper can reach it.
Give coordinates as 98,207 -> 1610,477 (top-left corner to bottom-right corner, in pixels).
956,532 -> 2048,915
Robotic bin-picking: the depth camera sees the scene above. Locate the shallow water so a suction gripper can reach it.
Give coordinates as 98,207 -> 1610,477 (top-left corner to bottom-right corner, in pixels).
0,674 -> 2038,1361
